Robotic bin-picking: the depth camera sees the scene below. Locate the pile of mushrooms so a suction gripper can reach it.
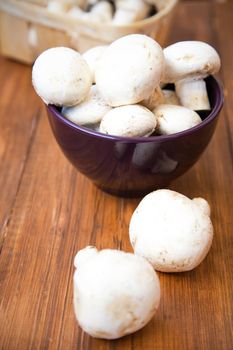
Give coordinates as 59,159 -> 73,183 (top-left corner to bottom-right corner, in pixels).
32,34 -> 221,138
73,189 -> 214,339
47,0 -> 161,25
31,36 -> 219,340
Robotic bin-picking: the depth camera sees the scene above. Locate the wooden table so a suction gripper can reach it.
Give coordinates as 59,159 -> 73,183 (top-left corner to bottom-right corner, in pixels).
0,1 -> 232,349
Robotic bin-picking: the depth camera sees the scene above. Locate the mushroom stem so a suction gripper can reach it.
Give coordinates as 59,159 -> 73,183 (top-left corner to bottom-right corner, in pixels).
162,89 -> 180,105
141,87 -> 164,111
175,79 -> 211,111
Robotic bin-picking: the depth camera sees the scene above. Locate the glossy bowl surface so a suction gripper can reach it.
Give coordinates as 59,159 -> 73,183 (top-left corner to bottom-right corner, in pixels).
47,76 -> 223,197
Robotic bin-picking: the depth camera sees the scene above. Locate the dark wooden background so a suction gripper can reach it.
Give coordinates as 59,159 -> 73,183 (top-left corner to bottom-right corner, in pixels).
0,1 -> 232,349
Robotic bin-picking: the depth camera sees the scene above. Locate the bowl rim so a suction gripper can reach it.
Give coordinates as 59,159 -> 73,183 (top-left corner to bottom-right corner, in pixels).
47,76 -> 224,143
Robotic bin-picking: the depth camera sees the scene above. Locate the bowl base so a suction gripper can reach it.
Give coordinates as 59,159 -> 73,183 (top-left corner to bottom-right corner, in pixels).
97,184 -> 170,198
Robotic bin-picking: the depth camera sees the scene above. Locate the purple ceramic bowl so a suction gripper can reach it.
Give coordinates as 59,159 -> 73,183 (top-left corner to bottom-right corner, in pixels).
47,76 -> 223,197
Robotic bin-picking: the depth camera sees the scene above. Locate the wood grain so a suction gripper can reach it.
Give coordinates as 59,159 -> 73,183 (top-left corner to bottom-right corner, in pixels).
0,1 -> 233,349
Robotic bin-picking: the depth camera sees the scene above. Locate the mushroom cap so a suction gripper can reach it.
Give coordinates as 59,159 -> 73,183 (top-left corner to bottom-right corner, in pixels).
153,104 -> 202,135
100,104 -> 157,137
73,248 -> 160,339
192,197 -> 211,217
83,46 -> 108,83
32,47 -> 92,106
74,246 -> 98,268
162,41 -> 221,83
62,85 -> 111,125
95,34 -> 164,107
129,189 -> 213,272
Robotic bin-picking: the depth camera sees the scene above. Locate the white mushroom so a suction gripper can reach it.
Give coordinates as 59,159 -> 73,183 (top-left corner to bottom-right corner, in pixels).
113,0 -> 152,25
129,189 -> 214,272
100,105 -> 157,137
96,34 -> 164,107
62,85 -> 112,126
32,47 -> 92,106
162,41 -> 221,110
153,104 -> 202,135
73,247 -> 160,339
83,46 -> 108,83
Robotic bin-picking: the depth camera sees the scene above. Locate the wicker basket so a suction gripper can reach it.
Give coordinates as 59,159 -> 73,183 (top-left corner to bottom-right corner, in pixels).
0,0 -> 177,64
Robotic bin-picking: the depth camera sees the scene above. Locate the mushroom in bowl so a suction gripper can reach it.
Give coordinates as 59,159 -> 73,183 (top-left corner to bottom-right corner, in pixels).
46,76 -> 223,197
32,35 -> 223,197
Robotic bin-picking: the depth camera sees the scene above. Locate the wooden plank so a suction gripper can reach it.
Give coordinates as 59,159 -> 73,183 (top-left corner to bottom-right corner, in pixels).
0,1 -> 232,350
0,57 -> 40,246
212,2 -> 233,155
0,103 -> 136,349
